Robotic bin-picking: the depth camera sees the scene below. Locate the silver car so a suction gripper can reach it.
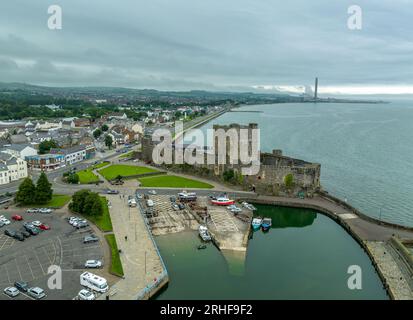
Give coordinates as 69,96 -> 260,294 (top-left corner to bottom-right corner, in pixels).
27,287 -> 46,299
4,287 -> 20,298
84,260 -> 102,268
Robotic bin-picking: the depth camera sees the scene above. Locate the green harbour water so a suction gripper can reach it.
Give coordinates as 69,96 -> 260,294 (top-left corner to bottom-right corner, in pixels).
155,101 -> 410,299
155,205 -> 388,300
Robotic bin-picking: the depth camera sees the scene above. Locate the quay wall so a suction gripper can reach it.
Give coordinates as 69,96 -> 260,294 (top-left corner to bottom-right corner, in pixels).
318,190 -> 413,232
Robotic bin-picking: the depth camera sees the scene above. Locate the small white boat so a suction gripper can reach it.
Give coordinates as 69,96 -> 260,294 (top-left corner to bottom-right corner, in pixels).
251,217 -> 262,230
242,202 -> 257,211
198,225 -> 212,242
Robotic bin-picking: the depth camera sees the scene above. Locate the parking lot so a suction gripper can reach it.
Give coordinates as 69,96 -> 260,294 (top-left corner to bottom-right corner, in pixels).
0,209 -> 106,300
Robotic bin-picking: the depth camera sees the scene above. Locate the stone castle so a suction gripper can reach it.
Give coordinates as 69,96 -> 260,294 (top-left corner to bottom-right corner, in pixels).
141,123 -> 321,197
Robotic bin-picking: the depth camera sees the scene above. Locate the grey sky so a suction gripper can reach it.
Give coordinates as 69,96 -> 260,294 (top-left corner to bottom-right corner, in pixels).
0,0 -> 412,93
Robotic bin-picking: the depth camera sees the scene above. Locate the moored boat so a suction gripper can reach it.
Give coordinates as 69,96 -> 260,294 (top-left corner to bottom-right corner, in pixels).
211,197 -> 235,206
261,218 -> 272,231
242,202 -> 257,211
251,217 -> 262,230
198,225 -> 212,242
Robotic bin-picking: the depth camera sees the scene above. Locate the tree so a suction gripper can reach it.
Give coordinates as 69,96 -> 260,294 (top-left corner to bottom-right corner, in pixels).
39,139 -> 58,154
69,190 -> 103,216
84,192 -> 103,216
15,178 -> 36,205
35,172 -> 53,204
101,124 -> 109,132
223,169 -> 235,182
69,189 -> 90,213
105,135 -> 113,149
93,128 -> 102,139
284,173 -> 294,189
66,173 -> 79,184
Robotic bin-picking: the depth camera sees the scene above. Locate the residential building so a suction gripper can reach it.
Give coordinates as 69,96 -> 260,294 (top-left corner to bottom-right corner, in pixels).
0,152 -> 28,184
2,144 -> 38,160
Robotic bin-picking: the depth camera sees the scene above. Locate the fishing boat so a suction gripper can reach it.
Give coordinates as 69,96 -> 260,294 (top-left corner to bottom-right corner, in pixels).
198,225 -> 212,242
251,217 -> 262,230
227,205 -> 242,214
242,202 -> 257,211
178,191 -> 197,202
211,196 -> 235,206
261,218 -> 272,231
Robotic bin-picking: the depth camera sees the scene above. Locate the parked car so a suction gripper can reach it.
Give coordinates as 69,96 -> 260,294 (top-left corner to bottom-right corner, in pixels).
84,235 -> 99,244
11,215 -> 23,221
84,260 -> 103,268
13,232 -> 25,241
136,193 -> 143,200
172,203 -> 179,211
76,222 -> 89,229
0,218 -> 10,225
4,229 -> 16,237
3,287 -> 20,298
14,281 -> 29,292
27,287 -> 46,300
0,221 -> 5,228
178,203 -> 185,210
39,224 -> 50,231
20,230 -> 31,238
31,221 -> 42,227
39,208 -> 52,214
106,189 -> 119,195
26,208 -> 40,214
148,190 -> 157,195
23,224 -> 39,235
170,196 -> 176,202
78,289 -> 95,300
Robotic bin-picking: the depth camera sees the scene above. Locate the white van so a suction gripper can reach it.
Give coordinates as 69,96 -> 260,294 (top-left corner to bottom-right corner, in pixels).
128,198 -> 137,207
80,272 -> 109,293
146,199 -> 154,207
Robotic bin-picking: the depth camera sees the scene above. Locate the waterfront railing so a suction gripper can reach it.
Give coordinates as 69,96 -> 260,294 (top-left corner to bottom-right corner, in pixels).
135,198 -> 169,300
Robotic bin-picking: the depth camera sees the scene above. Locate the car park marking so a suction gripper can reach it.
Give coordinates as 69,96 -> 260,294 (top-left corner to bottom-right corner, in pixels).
34,251 -> 46,275
25,255 -> 36,279
14,258 -> 23,282
4,264 -> 11,285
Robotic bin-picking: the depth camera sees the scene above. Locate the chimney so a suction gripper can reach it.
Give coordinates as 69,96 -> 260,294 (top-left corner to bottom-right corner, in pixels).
314,77 -> 318,100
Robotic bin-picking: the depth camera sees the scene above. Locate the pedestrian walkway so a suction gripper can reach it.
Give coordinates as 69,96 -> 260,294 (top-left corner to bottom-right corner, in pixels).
98,194 -> 164,300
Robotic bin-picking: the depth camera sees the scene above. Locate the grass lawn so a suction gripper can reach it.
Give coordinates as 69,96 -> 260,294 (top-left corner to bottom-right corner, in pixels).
138,175 -> 214,189
120,151 -> 134,159
30,194 -> 72,208
92,161 -> 110,170
105,234 -> 124,277
77,170 -> 100,184
83,197 -> 113,232
99,164 -> 159,181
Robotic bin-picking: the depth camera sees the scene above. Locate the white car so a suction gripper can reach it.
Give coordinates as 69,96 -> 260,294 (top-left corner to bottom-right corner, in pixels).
4,287 -> 20,298
0,219 -> 10,226
85,260 -> 103,269
31,221 -> 42,227
78,289 -> 95,300
148,190 -> 157,195
39,208 -> 52,214
27,287 -> 46,299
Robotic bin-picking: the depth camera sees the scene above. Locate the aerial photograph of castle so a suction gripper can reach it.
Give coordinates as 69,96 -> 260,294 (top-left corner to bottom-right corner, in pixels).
0,0 -> 412,315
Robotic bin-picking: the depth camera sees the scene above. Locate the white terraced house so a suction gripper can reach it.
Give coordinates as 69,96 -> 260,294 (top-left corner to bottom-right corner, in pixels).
0,152 -> 28,185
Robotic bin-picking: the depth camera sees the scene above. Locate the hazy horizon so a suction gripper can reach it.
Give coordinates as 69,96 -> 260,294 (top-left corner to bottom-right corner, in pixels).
1,1 -> 412,94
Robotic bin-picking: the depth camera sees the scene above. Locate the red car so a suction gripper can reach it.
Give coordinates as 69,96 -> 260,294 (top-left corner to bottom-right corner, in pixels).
12,215 -> 23,221
39,224 -> 50,230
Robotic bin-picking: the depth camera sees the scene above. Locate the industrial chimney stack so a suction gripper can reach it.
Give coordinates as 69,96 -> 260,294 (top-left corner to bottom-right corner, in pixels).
314,77 -> 318,101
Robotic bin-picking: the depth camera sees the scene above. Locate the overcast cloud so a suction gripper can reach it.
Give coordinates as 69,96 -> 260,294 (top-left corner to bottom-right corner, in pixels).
0,0 -> 412,93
